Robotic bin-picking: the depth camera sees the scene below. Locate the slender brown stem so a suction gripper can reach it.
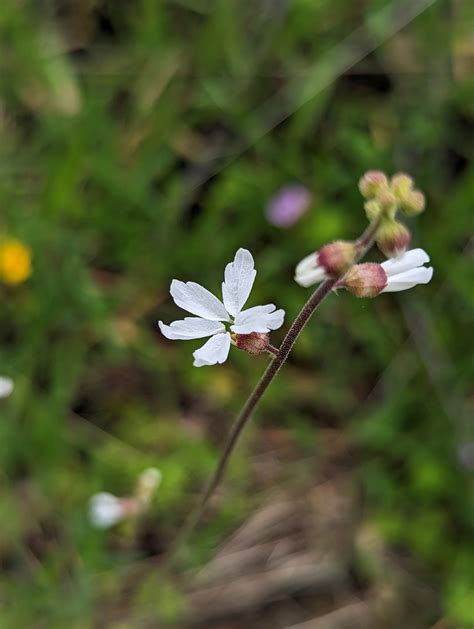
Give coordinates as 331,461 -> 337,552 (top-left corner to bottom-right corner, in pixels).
266,344 -> 279,356
355,216 -> 382,252
162,217 -> 381,569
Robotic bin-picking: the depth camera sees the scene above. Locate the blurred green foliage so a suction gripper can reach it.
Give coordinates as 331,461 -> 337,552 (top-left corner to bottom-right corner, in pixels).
0,0 -> 473,626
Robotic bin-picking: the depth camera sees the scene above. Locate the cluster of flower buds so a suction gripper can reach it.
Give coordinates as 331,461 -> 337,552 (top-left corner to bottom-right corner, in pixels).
359,171 -> 425,217
89,467 -> 162,529
359,170 -> 426,259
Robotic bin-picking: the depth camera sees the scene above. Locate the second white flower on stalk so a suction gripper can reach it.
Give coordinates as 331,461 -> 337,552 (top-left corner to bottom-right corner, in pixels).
159,249 -> 285,367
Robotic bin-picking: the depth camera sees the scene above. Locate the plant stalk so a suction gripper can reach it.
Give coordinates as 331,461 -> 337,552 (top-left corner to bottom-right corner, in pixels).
163,217 -> 381,568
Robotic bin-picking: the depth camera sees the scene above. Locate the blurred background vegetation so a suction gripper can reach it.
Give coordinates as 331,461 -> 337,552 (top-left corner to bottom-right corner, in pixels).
0,0 -> 473,627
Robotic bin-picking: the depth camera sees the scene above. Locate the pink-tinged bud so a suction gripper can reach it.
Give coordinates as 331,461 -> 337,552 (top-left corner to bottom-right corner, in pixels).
358,171 -> 389,198
390,172 -> 414,199
376,220 -> 411,258
234,332 -> 270,355
400,189 -> 425,216
342,263 -> 387,298
318,240 -> 357,276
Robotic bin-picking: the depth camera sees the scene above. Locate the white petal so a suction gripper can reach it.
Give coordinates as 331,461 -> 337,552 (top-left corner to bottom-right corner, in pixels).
159,317 -> 225,340
294,266 -> 328,287
231,304 -> 285,334
193,332 -> 231,367
295,252 -> 318,275
382,267 -> 433,292
0,376 -> 14,398
222,248 -> 257,317
170,280 -> 229,321
294,251 -> 328,287
89,492 -> 125,529
381,248 -> 430,277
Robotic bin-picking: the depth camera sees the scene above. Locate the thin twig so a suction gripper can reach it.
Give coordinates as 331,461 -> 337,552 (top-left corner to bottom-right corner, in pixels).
162,218 -> 381,570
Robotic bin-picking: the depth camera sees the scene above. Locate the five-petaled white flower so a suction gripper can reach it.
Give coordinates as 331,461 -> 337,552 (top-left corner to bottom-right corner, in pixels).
159,249 -> 285,367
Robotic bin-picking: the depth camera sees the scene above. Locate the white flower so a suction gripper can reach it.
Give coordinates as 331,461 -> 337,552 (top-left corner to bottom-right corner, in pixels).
159,249 -> 285,367
380,248 -> 433,292
294,241 -> 357,287
89,469 -> 162,529
89,492 -> 128,529
0,376 -> 14,398
294,252 -> 328,287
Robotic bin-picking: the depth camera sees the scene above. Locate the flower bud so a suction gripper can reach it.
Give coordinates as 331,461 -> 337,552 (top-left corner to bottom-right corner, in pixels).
358,171 -> 389,198
234,332 -> 270,355
364,199 -> 382,221
342,263 -> 387,298
400,189 -> 425,216
363,191 -> 396,221
294,241 -> 356,287
376,190 -> 397,216
318,240 -> 357,276
136,468 -> 162,506
391,172 -> 414,199
376,219 -> 411,258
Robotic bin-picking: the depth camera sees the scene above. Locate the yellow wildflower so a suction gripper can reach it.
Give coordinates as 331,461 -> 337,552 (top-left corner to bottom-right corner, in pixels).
0,238 -> 32,285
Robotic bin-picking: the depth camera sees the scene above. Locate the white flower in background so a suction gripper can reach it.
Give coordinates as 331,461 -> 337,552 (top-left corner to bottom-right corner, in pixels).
89,468 -> 162,529
89,492 -> 130,529
159,249 -> 285,366
380,248 -> 433,292
0,376 -> 14,398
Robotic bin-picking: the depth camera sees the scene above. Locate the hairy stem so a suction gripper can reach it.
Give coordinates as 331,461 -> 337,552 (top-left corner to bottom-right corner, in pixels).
163,217 -> 381,568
